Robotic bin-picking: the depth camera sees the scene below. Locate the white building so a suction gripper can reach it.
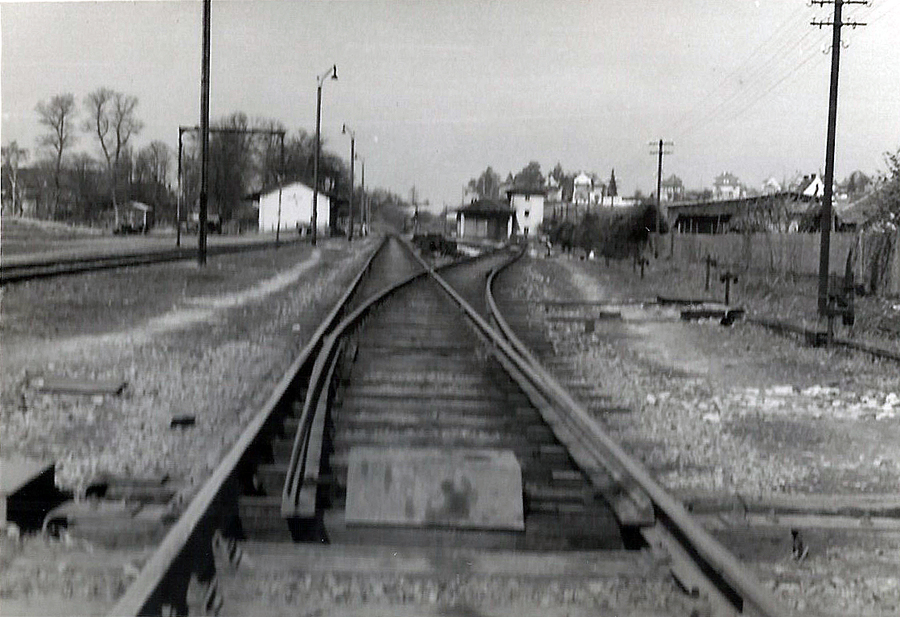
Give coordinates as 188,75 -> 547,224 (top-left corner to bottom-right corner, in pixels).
761,177 -> 782,194
507,188 -> 545,238
258,181 -> 330,234
572,172 -> 592,206
794,173 -> 825,199
713,172 -> 744,200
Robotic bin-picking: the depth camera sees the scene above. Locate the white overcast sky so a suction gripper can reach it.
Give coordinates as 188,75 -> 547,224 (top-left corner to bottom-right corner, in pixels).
2,0 -> 899,208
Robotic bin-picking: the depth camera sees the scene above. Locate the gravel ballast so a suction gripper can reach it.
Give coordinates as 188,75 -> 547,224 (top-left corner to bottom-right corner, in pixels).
498,253 -> 900,616
0,237 -> 377,615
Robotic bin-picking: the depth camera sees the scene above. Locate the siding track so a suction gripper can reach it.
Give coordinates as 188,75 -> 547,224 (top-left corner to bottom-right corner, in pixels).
0,238 -> 300,285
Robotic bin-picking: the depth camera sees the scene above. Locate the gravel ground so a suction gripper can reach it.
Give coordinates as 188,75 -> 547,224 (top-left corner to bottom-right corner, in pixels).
604,249 -> 900,355
219,570 -> 706,616
501,253 -> 900,616
0,237 -> 377,615
1,238 -> 376,494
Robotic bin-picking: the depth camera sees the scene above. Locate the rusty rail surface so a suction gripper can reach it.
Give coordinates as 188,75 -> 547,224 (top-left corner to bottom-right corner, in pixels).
485,252 -> 783,617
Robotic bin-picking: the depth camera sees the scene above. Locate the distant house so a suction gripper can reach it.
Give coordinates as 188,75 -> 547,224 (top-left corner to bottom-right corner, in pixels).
544,176 -> 563,203
507,188 -> 545,238
572,172 -> 592,206
456,198 -> 513,241
761,177 -> 782,195
792,173 -> 825,199
255,181 -> 330,234
589,176 -> 607,206
661,174 -> 684,202
713,172 -> 744,200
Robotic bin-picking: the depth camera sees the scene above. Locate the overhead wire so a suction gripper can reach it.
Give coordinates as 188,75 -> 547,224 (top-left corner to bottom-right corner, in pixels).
668,3 -> 810,136
674,12 -> 836,141
718,0 -> 886,125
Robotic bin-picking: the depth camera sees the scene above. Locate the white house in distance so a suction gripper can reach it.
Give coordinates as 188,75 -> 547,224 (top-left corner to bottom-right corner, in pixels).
793,173 -> 825,199
507,188 -> 545,238
257,181 -> 330,234
713,172 -> 744,200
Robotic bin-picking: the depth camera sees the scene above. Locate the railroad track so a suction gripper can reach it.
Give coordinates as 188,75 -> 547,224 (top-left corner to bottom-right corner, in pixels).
111,235 -> 781,616
0,237 -> 300,285
747,316 -> 900,364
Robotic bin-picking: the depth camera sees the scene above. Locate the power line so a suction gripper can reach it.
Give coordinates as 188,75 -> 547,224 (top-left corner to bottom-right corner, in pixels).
668,4 -> 810,135
675,26 -> 831,140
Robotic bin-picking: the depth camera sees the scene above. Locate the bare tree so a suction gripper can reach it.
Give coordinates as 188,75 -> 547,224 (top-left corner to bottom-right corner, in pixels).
256,118 -> 287,189
134,141 -> 171,214
35,93 -> 76,217
2,140 -> 28,215
69,152 -> 103,219
84,87 -> 143,226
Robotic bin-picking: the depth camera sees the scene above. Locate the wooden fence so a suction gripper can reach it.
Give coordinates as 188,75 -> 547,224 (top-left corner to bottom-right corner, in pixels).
665,231 -> 900,297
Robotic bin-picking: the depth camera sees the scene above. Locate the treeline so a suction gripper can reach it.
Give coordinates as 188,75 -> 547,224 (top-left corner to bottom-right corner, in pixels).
548,204 -> 662,259
1,90 -> 410,231
2,89 -> 158,227
466,161 -> 622,202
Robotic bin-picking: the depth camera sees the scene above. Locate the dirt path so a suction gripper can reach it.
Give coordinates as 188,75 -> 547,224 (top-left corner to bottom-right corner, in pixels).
538,256 -> 900,495
2,249 -> 323,366
0,241 -> 372,493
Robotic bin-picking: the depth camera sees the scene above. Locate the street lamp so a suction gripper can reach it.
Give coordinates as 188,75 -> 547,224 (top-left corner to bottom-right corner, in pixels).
357,155 -> 366,236
341,123 -> 356,241
312,64 -> 337,246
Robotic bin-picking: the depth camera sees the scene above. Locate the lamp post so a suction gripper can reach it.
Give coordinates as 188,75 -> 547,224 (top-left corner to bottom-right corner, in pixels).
342,123 -> 356,242
358,155 -> 366,236
312,65 -> 338,246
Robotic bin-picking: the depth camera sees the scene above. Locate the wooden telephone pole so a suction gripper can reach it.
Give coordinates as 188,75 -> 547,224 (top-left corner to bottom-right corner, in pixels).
650,139 -> 673,257
811,0 -> 866,315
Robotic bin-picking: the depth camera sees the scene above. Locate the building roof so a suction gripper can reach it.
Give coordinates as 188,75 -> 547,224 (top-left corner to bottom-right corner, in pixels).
834,192 -> 879,226
506,187 -> 547,196
794,174 -> 823,195
661,174 -> 683,188
666,191 -> 814,218
246,179 -> 330,202
714,172 -> 740,186
458,198 -> 512,217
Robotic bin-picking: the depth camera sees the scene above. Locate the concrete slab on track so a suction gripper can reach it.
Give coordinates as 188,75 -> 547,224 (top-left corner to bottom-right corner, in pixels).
345,447 -> 524,530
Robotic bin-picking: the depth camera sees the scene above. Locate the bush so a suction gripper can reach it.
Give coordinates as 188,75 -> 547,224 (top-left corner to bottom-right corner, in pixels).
547,204 -> 663,259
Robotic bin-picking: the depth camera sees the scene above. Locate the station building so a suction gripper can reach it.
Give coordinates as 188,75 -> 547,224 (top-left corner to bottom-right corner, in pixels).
256,181 -> 331,235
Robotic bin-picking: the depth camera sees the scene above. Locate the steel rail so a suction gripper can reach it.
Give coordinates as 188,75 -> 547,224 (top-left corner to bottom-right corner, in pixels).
281,268 -> 431,516
109,235 -> 388,617
485,253 -> 783,617
282,242 -> 509,516
0,237 -> 303,285
748,316 -> 900,363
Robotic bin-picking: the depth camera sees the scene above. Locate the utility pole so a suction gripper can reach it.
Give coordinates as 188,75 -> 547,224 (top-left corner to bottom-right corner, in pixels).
649,139 -> 673,258
198,0 -> 211,266
811,0 -> 866,315
176,127 -> 186,247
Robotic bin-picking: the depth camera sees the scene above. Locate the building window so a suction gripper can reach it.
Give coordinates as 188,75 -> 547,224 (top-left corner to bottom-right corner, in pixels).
525,195 -> 531,201
524,210 -> 530,218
